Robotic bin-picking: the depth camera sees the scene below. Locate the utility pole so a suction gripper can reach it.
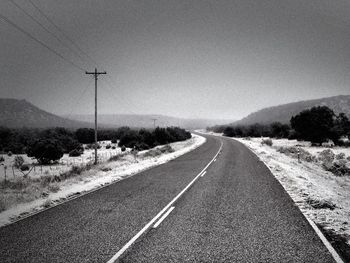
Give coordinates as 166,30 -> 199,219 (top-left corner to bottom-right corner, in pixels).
85,68 -> 106,165
151,118 -> 157,129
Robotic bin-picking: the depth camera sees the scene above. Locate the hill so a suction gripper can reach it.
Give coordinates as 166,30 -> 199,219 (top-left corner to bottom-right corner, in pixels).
0,98 -> 91,128
234,95 -> 350,125
66,114 -> 233,130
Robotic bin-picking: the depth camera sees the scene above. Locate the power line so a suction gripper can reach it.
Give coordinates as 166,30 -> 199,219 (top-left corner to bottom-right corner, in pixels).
27,0 -> 98,66
65,78 -> 93,121
7,0 -> 90,69
27,0 -> 129,110
0,12 -> 86,72
27,0 -> 126,92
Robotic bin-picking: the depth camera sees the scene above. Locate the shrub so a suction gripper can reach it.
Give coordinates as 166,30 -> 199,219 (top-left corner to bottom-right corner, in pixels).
318,149 -> 335,165
108,153 -> 127,162
26,139 -> 64,164
335,153 -> 345,160
105,144 -> 111,149
13,156 -> 24,169
271,122 -> 290,138
277,146 -> 315,162
324,160 -> 350,176
0,156 -> 4,163
7,151 -> 12,157
69,148 -> 82,157
306,197 -> 336,210
121,145 -> 126,152
159,144 -> 174,153
70,165 -> 84,175
261,138 -> 273,146
118,130 -> 142,148
100,166 -> 112,172
142,148 -> 162,157
75,128 -> 95,144
112,146 -> 116,149
20,164 -> 30,171
290,106 -> 335,144
48,184 -> 60,193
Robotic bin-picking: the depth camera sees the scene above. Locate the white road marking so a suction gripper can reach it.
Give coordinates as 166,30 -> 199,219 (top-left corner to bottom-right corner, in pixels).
213,159 -> 217,162
106,140 -> 223,263
153,206 -> 175,228
200,171 -> 207,177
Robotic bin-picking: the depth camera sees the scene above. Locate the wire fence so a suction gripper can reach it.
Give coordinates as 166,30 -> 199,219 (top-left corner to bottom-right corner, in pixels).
0,149 -> 125,183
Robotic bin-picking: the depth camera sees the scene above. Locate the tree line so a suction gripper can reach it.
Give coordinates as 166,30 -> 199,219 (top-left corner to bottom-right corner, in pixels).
209,106 -> 350,145
0,126 -> 191,164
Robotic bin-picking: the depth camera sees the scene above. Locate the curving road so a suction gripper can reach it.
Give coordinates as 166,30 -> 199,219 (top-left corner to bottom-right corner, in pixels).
0,134 -> 337,262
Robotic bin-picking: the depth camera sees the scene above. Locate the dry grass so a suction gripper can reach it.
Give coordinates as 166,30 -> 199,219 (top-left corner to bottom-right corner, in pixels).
0,162 -> 95,211
306,196 -> 337,210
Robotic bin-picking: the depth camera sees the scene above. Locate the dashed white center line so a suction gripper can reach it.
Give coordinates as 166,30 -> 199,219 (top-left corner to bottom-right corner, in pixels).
153,206 -> 175,228
213,158 -> 217,162
200,171 -> 207,177
106,141 -> 223,263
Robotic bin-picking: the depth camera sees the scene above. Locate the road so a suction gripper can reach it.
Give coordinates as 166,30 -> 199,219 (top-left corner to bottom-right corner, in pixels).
0,134 -> 337,262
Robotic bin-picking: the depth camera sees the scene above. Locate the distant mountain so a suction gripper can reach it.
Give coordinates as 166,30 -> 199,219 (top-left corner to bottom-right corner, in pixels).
66,114 -> 234,130
0,98 -> 91,128
234,95 -> 350,125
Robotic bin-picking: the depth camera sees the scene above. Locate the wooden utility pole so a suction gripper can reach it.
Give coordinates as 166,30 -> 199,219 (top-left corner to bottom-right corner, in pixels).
85,68 -> 107,164
151,118 -> 157,129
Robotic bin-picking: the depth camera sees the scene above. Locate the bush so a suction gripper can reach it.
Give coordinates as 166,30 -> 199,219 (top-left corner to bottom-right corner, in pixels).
105,144 -> 111,149
13,156 -> 24,169
112,146 -> 116,149
75,128 -> 95,144
121,145 -> 126,152
69,148 -> 82,157
108,153 -> 127,162
271,122 -> 290,138
142,145 -> 174,158
306,197 -> 336,210
26,139 -> 64,164
318,149 -> 335,165
277,146 -> 315,162
290,106 -> 335,144
20,164 -> 30,171
335,153 -> 345,160
324,160 -> 350,176
7,151 -> 12,157
261,138 -> 273,146
159,144 -> 174,153
0,156 -> 4,163
118,130 -> 142,149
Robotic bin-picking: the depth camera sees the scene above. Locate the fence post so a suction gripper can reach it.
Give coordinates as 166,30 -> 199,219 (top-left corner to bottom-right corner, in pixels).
4,165 -> 7,184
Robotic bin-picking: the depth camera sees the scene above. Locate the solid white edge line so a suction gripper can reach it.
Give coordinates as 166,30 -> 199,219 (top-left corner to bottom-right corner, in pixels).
153,206 -> 175,228
106,140 -> 223,263
200,171 -> 207,177
231,137 -> 344,263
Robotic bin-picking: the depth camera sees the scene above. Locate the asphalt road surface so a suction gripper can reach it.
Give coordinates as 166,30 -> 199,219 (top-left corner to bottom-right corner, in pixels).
0,134 -> 337,262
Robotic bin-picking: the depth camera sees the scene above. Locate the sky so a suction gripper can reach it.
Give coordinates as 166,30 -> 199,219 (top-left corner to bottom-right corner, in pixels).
0,0 -> 349,120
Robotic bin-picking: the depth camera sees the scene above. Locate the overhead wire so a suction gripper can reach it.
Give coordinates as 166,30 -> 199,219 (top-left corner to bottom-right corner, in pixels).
25,0 -> 126,112
4,0 -> 139,117
7,0 -> 90,69
0,12 -> 86,72
65,78 -> 93,121
27,0 -> 99,67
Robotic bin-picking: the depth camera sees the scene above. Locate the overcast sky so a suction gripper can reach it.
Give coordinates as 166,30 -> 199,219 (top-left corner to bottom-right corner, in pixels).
0,0 -> 349,120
